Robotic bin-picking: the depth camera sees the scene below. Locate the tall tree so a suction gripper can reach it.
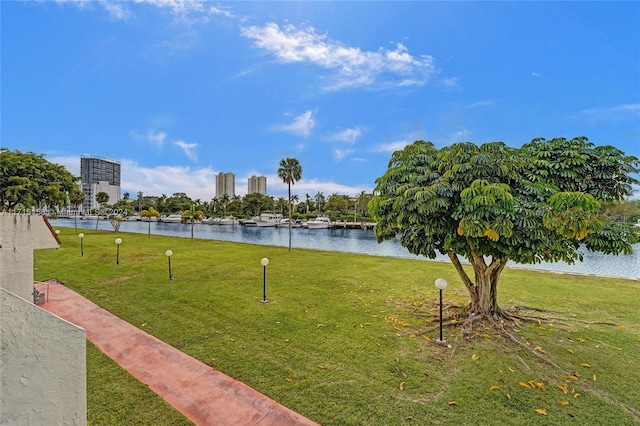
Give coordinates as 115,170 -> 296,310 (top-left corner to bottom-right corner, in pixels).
95,191 -> 110,230
141,207 -> 160,238
0,148 -> 79,212
69,188 -> 85,231
370,138 -> 638,326
182,204 -> 204,242
277,157 -> 303,251
137,191 -> 144,212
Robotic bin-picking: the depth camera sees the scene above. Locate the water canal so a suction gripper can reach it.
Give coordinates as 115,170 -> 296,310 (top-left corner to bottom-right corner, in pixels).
50,218 -> 640,280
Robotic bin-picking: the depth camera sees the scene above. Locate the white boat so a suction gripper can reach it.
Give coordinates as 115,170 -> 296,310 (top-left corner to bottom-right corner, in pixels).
242,219 -> 257,227
161,214 -> 183,223
306,216 -> 331,229
279,218 -> 302,228
256,212 -> 282,227
208,217 -> 221,225
219,216 -> 238,225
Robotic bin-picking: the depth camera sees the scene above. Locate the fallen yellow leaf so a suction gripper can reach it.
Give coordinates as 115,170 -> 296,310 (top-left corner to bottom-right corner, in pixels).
535,382 -> 545,390
471,354 -> 479,363
567,349 -> 574,354
508,367 -> 515,373
535,408 -> 547,415
285,377 -> 294,382
448,401 -> 457,406
557,384 -> 568,393
399,381 -> 405,391
534,346 -> 546,353
577,338 -> 587,343
593,374 -> 597,381
506,393 -> 511,399
574,393 -> 580,399
519,381 -> 532,389
481,333 -> 492,339
560,401 -> 570,406
489,386 -> 500,391
423,335 -> 431,341
580,363 -> 591,368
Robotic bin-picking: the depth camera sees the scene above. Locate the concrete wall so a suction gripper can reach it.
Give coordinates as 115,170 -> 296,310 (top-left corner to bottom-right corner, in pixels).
0,215 -> 59,301
0,287 -> 87,425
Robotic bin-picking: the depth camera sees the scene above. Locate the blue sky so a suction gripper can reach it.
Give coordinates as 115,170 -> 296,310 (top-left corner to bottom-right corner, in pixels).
3,1 -> 639,201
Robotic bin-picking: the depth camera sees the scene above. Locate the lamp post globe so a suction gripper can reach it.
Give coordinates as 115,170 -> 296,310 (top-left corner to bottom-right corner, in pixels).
261,257 -> 269,302
435,278 -> 448,344
435,278 -> 448,290
115,238 -> 122,265
78,233 -> 84,256
165,250 -> 173,280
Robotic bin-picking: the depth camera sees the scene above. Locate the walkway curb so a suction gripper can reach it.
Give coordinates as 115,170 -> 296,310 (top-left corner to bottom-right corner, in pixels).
35,282 -> 319,426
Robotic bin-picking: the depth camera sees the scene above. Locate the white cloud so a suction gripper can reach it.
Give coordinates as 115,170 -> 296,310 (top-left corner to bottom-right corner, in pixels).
328,127 -> 362,144
573,103 -> 640,124
147,130 -> 167,146
120,160 -> 216,200
467,100 -> 495,109
174,140 -> 198,161
335,149 -> 355,161
134,0 -> 206,16
264,175 -> 373,197
439,76 -> 462,91
531,72 -> 542,77
240,23 -> 436,90
277,110 -> 316,137
371,140 -> 411,153
449,128 -> 471,142
99,1 -> 134,20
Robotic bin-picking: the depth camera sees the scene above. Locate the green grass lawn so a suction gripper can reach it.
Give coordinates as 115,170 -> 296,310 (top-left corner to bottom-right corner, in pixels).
35,228 -> 640,425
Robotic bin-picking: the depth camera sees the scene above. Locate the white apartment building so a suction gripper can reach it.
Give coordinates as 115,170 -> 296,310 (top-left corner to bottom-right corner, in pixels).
247,175 -> 267,195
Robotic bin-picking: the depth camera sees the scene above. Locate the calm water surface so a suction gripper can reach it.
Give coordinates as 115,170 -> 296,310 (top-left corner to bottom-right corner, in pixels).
50,218 -> 640,280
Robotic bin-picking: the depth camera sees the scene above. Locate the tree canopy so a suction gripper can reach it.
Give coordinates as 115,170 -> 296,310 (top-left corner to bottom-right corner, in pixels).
369,137 -> 639,318
0,148 -> 80,212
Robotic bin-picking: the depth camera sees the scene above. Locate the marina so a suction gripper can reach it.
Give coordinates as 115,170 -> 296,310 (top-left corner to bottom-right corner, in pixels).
50,218 -> 639,280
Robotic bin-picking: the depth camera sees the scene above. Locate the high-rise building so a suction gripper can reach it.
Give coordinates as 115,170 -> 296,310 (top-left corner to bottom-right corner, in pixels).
80,155 -> 121,212
247,175 -> 267,195
216,172 -> 236,198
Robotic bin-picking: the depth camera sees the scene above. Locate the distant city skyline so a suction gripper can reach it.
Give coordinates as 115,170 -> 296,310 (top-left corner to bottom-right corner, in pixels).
3,2 -> 639,200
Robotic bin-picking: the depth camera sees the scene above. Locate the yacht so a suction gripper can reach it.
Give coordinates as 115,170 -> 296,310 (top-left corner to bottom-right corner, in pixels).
279,218 -> 302,228
256,212 -> 282,227
306,216 -> 331,229
161,214 -> 183,223
219,216 -> 238,225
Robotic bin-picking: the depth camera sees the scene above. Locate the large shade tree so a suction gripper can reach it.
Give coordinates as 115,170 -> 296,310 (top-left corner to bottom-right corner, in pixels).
370,137 -> 638,324
0,148 -> 80,212
277,157 -> 302,251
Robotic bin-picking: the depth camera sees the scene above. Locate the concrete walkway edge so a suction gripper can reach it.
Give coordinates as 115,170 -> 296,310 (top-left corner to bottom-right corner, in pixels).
35,282 -> 319,426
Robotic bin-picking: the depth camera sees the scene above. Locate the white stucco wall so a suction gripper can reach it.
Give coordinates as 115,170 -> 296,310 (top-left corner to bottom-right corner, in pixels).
0,215 -> 59,301
0,288 -> 87,425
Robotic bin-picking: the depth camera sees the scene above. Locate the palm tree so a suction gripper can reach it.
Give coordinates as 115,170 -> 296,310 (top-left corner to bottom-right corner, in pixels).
141,207 -> 160,238
355,190 -> 367,222
95,191 -> 110,230
69,189 -> 85,232
182,204 -> 204,242
277,158 -> 303,251
315,191 -> 325,215
137,191 -> 144,212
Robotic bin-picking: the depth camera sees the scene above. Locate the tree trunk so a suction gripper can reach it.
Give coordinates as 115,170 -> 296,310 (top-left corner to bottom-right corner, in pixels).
449,251 -> 508,317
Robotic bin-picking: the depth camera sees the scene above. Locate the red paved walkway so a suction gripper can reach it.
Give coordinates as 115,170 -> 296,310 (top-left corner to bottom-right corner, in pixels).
35,282 -> 319,426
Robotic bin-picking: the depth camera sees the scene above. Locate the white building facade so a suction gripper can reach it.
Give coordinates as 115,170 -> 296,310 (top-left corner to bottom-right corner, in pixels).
80,155 -> 121,212
216,172 -> 235,198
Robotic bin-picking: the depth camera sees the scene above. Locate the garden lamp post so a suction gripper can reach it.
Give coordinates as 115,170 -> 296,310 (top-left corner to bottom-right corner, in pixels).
165,250 -> 173,280
78,233 -> 84,256
261,257 -> 269,303
115,238 -> 122,265
55,230 -> 60,236
435,278 -> 448,344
